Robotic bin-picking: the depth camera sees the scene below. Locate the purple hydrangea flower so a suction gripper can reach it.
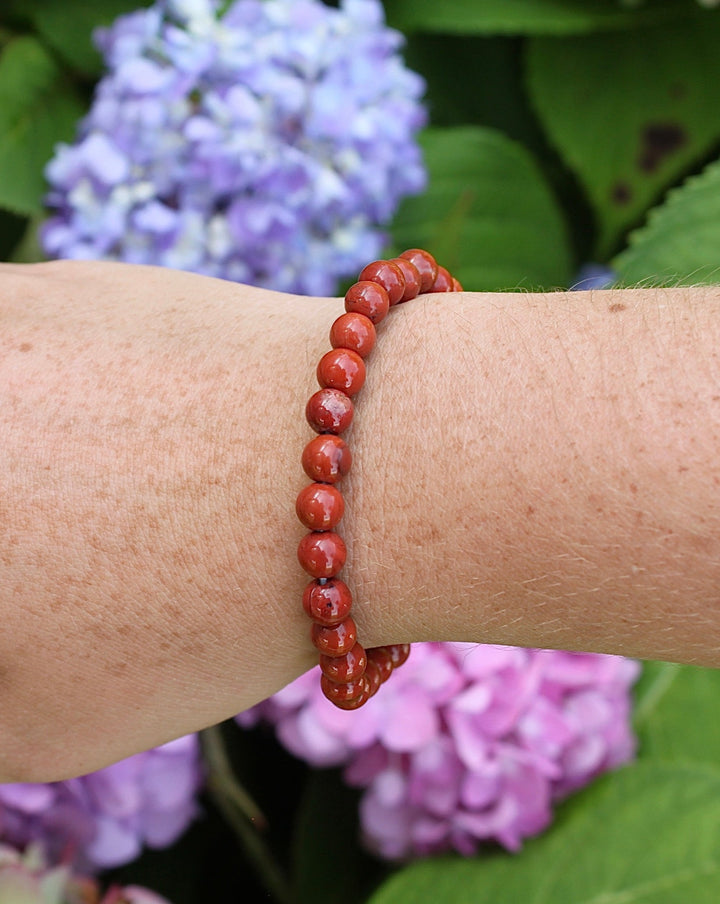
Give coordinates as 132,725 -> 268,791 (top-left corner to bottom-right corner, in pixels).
0,735 -> 201,872
239,644 -> 639,859
42,0 -> 427,295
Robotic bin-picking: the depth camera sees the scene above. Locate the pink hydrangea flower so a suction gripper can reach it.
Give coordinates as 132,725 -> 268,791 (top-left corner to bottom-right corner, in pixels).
239,643 -> 639,859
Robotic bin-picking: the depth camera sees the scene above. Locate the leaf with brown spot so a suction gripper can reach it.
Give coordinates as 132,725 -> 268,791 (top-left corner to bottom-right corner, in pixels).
527,16 -> 720,257
638,122 -> 687,173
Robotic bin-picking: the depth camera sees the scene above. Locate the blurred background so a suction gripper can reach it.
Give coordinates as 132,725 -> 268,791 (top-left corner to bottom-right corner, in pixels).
1,1 -> 720,902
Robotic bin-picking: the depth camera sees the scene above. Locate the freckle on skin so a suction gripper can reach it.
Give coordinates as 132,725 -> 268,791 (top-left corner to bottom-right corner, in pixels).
18,343 -> 32,352
608,303 -> 627,314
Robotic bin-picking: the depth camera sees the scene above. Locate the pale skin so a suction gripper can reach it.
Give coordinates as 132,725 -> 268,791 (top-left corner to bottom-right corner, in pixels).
2,259 -> 720,783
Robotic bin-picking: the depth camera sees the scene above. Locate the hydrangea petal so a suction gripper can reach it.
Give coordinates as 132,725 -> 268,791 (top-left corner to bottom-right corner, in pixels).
85,816 -> 142,868
379,688 -> 439,752
0,786 -> 55,815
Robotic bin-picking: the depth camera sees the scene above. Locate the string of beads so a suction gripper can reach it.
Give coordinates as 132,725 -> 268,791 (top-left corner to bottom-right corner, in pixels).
296,249 -> 463,709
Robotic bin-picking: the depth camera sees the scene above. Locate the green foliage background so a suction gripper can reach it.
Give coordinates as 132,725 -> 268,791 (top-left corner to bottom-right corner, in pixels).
3,1 -> 720,902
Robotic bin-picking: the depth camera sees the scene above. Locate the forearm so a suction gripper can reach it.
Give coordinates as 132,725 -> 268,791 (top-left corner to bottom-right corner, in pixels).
3,263 -> 720,780
353,286 -> 720,666
0,262 -> 323,780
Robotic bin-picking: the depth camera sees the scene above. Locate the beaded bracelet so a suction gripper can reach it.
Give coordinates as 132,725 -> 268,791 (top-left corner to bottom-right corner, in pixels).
296,249 -> 462,710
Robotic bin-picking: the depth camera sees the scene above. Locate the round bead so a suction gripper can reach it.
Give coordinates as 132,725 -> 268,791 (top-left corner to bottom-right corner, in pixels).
367,646 -> 394,683
302,435 -> 351,484
344,281 -> 390,324
390,257 -> 422,302
333,684 -> 370,710
306,388 -> 354,435
321,675 -> 368,704
358,260 -> 405,305
384,643 -> 411,668
320,643 -> 367,683
330,313 -> 376,359
296,483 -> 345,531
297,531 -> 346,578
317,348 -> 366,396
312,616 -> 357,657
298,248 -> 454,711
430,265 -> 454,293
302,578 -> 353,626
364,658 -> 383,697
399,248 -> 437,293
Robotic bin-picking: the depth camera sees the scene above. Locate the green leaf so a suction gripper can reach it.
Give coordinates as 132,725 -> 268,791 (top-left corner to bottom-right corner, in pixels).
8,213 -> 46,263
27,0 -> 153,76
368,763 -> 720,904
0,27 -> 17,47
613,156 -> 720,285
403,34 -> 542,148
384,0 -> 693,36
0,207 -> 28,260
634,662 -> 720,764
527,17 -> 720,258
391,126 -> 571,291
0,36 -> 85,216
0,1 -> 32,29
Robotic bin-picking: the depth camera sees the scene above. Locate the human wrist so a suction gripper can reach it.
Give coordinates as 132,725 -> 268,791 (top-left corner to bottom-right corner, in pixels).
346,285 -> 720,665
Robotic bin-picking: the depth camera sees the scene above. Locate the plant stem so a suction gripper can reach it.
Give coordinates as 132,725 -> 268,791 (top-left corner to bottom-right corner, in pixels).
201,725 -> 296,904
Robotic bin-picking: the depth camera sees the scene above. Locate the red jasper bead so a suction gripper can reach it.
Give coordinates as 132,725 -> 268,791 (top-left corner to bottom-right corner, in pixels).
333,683 -> 370,710
302,578 -> 353,626
390,257 -> 422,302
306,387 -> 354,434
364,658 -> 383,697
359,259 -> 405,305
317,348 -> 366,396
344,281 -> 390,324
384,643 -> 411,668
399,248 -> 437,293
320,643 -> 367,683
367,646 -> 394,683
298,249 -> 456,710
302,434 -> 351,484
312,616 -> 357,657
296,483 -> 344,531
297,531 -> 346,578
430,265 -> 454,293
330,312 -> 376,359
321,675 -> 368,704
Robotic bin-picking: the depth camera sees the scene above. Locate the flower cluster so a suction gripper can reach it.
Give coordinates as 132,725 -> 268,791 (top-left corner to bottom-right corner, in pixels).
240,643 -> 639,859
0,843 -> 170,904
42,0 -> 426,295
0,735 -> 201,873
